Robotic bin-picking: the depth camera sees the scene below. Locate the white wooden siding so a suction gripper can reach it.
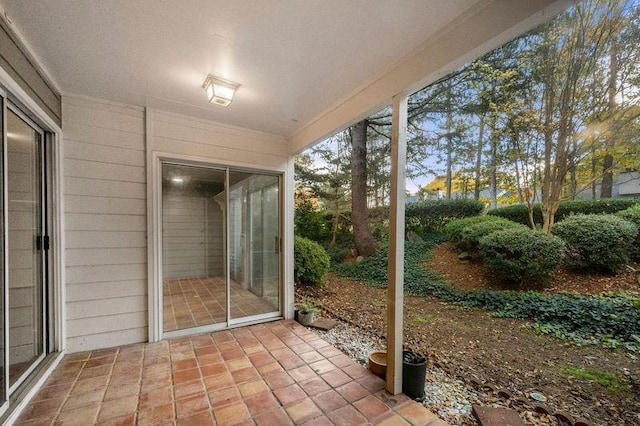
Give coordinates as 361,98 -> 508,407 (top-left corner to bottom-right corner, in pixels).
63,95 -> 147,352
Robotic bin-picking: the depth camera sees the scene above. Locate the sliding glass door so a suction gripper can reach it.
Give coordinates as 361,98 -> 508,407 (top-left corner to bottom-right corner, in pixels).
161,161 -> 281,335
0,97 -> 49,412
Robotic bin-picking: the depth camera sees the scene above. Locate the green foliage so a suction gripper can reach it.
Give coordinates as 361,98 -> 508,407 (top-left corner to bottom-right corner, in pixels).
334,238 -> 640,350
479,228 -> 565,284
562,366 -> 629,393
442,215 -> 504,244
618,204 -> 640,260
487,199 -> 639,226
326,246 -> 350,265
405,199 -> 484,233
294,236 -> 330,285
552,214 -> 638,272
294,200 -> 329,242
458,219 -> 526,251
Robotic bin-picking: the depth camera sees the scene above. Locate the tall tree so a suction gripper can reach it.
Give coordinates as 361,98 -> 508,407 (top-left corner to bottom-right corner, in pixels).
350,120 -> 377,257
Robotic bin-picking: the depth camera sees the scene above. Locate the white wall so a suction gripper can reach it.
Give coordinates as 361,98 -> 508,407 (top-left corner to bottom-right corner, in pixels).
61,97 -> 292,351
63,95 -> 147,352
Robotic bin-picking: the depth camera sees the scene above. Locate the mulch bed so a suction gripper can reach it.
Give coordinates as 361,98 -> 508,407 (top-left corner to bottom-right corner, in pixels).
298,246 -> 640,425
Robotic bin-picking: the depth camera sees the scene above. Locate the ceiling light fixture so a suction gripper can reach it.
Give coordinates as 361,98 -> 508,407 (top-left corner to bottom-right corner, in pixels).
202,74 -> 240,107
171,177 -> 185,184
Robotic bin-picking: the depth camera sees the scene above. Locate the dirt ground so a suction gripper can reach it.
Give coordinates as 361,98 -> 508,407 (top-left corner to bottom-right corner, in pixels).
298,267 -> 640,425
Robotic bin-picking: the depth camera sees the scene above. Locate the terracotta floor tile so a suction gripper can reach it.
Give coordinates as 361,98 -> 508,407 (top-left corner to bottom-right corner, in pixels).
237,379 -> 269,398
301,414 -> 334,425
175,392 -> 210,418
353,395 -> 390,419
321,369 -> 352,388
288,365 -> 317,383
213,401 -> 250,425
79,364 -> 112,380
372,411 -> 411,426
299,350 -> 324,364
227,357 -> 252,372
208,385 -> 241,408
263,370 -> 294,390
396,401 -> 442,426
97,395 -> 138,422
221,348 -> 245,361
307,339 -> 330,350
141,373 -> 171,392
279,355 -> 306,371
139,387 -> 173,410
56,403 -> 101,426
137,403 -> 175,426
273,383 -> 307,406
317,346 -> 344,358
70,376 -> 110,395
96,412 -> 136,426
231,366 -> 260,384
104,383 -> 140,401
253,408 -> 294,426
256,361 -> 282,375
288,342 -> 314,354
285,397 -> 322,424
245,391 -> 280,416
198,352 -> 223,365
31,382 -> 73,402
17,398 -> 64,422
203,373 -> 236,391
299,376 -> 331,397
173,358 -> 198,371
173,367 -> 201,384
342,363 -> 370,380
248,352 -> 274,367
329,404 -> 369,426
176,410 -> 215,426
174,379 -> 206,400
336,381 -> 370,403
61,389 -> 105,412
313,389 -> 349,413
357,374 -> 386,393
309,359 -> 337,375
374,391 -> 412,409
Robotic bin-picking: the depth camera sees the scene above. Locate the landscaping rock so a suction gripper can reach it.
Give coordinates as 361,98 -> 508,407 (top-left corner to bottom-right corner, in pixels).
472,405 -> 524,426
552,410 -> 573,424
308,318 -> 338,331
573,418 -> 594,426
407,230 -> 424,242
529,392 -> 547,402
497,389 -> 512,399
458,252 -> 472,261
533,404 -> 551,415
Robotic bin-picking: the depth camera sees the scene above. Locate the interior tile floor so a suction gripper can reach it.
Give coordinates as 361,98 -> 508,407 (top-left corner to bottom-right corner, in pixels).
15,320 -> 448,425
163,277 -> 278,331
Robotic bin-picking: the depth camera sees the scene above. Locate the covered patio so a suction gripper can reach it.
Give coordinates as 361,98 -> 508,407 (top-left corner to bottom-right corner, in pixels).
15,321 -> 445,425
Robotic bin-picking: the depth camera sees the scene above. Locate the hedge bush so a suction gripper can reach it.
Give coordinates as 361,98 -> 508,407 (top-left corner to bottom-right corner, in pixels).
458,219 -> 526,252
294,236 -> 330,285
405,199 -> 484,233
335,239 -> 640,350
552,214 -> 638,272
479,228 -> 565,284
487,198 -> 639,226
442,215 -> 503,244
618,204 -> 640,260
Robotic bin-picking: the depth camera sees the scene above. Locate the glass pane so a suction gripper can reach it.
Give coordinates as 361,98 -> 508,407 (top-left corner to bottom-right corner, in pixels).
229,172 -> 280,319
162,163 -> 227,331
7,109 -> 43,386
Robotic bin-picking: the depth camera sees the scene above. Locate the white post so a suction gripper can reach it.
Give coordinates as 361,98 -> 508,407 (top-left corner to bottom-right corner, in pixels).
386,93 -> 408,394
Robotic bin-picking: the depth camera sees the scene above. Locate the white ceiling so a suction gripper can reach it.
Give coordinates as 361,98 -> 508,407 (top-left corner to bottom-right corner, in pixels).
0,0 -> 479,137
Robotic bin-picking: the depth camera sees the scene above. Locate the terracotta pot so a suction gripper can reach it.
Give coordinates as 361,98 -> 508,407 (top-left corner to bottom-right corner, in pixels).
368,351 -> 387,378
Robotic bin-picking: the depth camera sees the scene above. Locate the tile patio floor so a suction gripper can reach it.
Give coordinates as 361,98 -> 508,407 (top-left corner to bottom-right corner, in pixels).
15,320 -> 447,426
163,277 -> 278,331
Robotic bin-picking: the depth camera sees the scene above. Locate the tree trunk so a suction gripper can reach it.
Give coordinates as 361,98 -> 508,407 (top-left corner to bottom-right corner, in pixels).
600,44 -> 618,199
474,113 -> 486,200
350,120 -> 376,258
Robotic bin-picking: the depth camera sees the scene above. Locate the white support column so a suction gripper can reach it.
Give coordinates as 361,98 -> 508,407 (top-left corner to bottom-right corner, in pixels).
386,93 -> 408,395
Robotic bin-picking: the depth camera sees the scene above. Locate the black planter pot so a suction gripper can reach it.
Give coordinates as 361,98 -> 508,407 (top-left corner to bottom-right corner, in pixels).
402,351 -> 427,399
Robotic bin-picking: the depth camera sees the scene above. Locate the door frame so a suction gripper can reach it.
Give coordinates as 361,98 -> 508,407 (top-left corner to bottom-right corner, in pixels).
0,68 -> 64,420
149,150 -> 285,341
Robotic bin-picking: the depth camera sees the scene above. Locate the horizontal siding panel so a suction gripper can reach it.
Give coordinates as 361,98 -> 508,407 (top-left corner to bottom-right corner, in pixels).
64,122 -> 145,151
67,295 -> 147,320
66,264 -> 146,284
153,137 -> 286,169
66,327 -> 147,353
67,312 -> 146,338
66,248 -> 147,266
65,213 -> 146,232
66,231 -> 146,249
65,140 -> 144,166
66,280 -> 146,302
153,119 -> 285,156
65,196 -> 146,215
64,158 -> 145,183
63,99 -> 144,135
65,177 -> 145,199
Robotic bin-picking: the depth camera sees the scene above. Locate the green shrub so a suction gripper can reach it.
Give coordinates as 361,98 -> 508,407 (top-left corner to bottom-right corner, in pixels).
405,199 -> 484,233
442,215 -> 503,244
326,246 -> 350,265
335,239 -> 640,350
294,236 -> 330,285
479,228 -> 565,284
618,204 -> 640,260
487,198 -> 639,226
458,219 -> 526,251
552,214 -> 638,272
